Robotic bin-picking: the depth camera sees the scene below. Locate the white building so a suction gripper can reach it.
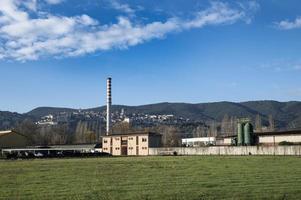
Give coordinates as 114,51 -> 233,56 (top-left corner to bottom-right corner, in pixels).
182,137 -> 216,147
37,115 -> 57,125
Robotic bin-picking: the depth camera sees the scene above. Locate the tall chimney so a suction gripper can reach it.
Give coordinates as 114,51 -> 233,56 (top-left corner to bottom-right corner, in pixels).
106,77 -> 112,135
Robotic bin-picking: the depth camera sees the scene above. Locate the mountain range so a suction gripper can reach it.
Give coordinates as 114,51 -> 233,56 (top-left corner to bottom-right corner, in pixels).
1,100 -> 301,130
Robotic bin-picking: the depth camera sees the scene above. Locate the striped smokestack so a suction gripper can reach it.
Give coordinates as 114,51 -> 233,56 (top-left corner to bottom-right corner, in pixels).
106,77 -> 112,135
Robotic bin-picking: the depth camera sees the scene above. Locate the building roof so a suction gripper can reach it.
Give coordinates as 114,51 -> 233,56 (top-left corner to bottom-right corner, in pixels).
182,137 -> 216,142
0,130 -> 13,137
0,130 -> 30,139
256,129 -> 301,136
218,135 -> 237,139
103,132 -> 161,137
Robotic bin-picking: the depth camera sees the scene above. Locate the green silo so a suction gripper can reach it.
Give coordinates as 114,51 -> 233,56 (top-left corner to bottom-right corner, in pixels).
237,123 -> 244,146
244,123 -> 253,145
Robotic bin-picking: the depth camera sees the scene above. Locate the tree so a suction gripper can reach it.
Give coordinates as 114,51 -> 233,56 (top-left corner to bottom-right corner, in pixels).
230,116 -> 237,136
112,121 -> 131,134
14,119 -> 38,145
75,121 -> 86,144
84,130 -> 96,144
221,114 -> 230,136
209,121 -> 218,137
255,114 -> 262,131
151,125 -> 181,147
268,115 -> 275,131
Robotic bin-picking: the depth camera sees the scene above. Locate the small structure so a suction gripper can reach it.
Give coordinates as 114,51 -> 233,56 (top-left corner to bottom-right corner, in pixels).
182,137 -> 216,147
0,130 -> 31,149
257,129 -> 301,145
220,135 -> 237,146
102,132 -> 161,156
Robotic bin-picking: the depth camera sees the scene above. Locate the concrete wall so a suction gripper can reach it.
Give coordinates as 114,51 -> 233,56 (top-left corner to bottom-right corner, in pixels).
149,146 -> 301,156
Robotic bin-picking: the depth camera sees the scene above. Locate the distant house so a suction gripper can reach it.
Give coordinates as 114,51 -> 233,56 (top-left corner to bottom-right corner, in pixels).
102,132 -> 162,156
0,130 -> 31,149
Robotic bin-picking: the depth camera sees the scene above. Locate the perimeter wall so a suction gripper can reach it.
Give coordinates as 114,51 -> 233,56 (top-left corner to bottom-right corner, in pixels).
149,146 -> 301,156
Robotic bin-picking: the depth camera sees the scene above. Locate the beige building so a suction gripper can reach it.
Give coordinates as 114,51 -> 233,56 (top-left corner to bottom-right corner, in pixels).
0,130 -> 31,149
257,130 -> 301,145
102,132 -> 161,156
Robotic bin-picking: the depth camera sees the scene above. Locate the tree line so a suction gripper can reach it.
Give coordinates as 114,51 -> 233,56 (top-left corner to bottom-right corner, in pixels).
13,114 -> 278,147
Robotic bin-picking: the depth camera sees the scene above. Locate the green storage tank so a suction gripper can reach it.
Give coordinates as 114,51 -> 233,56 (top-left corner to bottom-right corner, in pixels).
237,123 -> 244,146
244,123 -> 253,145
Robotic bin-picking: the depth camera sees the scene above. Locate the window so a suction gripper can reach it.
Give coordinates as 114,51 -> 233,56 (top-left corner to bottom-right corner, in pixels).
142,138 -> 147,142
115,137 -> 120,140
129,137 -> 133,140
115,147 -> 120,150
104,140 -> 107,143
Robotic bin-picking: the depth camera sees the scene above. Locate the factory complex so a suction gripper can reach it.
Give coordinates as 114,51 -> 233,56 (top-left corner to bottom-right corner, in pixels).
1,77 -> 301,158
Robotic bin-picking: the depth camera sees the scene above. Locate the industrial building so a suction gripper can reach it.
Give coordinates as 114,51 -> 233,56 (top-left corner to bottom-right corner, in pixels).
220,128 -> 301,146
102,132 -> 162,156
182,137 -> 216,147
256,130 -> 301,145
0,130 -> 31,149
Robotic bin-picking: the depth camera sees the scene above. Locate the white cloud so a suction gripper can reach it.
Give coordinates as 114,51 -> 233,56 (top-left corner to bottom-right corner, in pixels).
275,16 -> 301,30
108,0 -> 135,15
22,0 -> 37,12
0,1 -> 257,61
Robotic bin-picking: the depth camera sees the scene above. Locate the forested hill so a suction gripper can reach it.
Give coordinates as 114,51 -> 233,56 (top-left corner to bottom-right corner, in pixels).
27,101 -> 301,128
0,111 -> 33,130
1,101 -> 301,130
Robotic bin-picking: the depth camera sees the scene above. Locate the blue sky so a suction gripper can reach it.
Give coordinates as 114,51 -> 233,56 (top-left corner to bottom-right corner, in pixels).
0,0 -> 301,113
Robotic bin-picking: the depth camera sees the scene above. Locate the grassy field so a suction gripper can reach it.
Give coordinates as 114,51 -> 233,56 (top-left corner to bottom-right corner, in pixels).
0,156 -> 301,200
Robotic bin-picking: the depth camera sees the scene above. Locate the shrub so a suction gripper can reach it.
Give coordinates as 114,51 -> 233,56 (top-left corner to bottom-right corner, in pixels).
279,141 -> 294,146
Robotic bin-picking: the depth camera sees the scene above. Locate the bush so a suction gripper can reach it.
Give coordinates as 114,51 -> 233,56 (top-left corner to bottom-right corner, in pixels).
279,141 -> 294,146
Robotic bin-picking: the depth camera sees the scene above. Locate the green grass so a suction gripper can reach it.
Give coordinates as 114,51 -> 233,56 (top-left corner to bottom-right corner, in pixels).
0,156 -> 301,200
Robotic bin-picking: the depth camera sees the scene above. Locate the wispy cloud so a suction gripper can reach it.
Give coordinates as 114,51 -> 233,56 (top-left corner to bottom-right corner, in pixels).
108,0 -> 136,15
275,16 -> 301,30
0,1 -> 258,61
258,59 -> 301,72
